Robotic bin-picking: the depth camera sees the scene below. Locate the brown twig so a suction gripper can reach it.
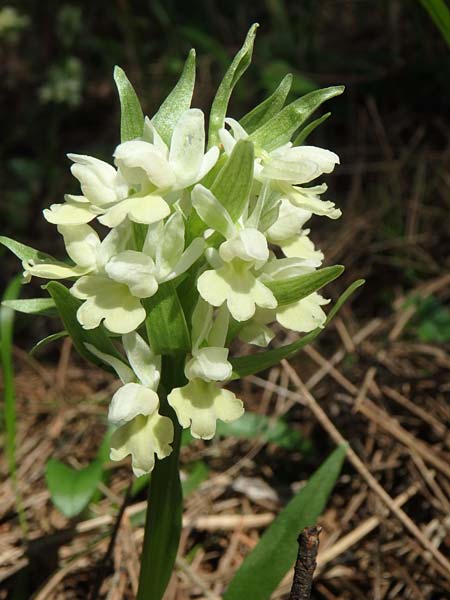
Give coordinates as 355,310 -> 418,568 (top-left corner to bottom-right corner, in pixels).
289,526 -> 321,600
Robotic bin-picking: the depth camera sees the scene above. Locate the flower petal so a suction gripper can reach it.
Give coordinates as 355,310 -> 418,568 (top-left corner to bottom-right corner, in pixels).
110,411 -> 173,477
44,202 -> 97,225
98,195 -> 170,228
108,382 -> 159,424
168,379 -> 243,440
122,332 -> 161,389
276,292 -> 330,332
105,251 -> 158,298
184,347 -> 232,382
169,109 -> 206,186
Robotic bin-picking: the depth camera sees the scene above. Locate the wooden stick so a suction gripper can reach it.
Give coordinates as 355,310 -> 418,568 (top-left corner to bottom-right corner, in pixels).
289,527 -> 321,600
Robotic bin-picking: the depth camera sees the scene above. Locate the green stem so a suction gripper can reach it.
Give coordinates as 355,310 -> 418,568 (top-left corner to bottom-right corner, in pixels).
136,359 -> 185,600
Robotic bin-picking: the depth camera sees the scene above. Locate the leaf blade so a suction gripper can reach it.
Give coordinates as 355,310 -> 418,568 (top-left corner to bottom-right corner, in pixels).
240,73 -> 292,133
223,445 -> 347,600
266,265 -> 344,306
250,86 -> 344,152
208,24 -> 259,147
152,50 -> 196,145
114,66 -> 145,143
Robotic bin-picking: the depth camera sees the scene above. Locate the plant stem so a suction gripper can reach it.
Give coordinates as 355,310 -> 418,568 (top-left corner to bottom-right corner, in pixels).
137,357 -> 185,600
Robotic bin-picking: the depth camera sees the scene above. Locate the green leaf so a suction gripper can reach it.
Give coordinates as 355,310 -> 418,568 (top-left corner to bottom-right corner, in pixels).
265,265 -> 344,306
240,73 -> 292,133
152,50 -> 196,145
2,297 -> 56,316
208,24 -> 259,147
419,0 -> 450,48
293,112 -> 331,146
250,86 -> 344,152
230,279 -> 364,379
182,461 -> 209,497
211,139 -> 254,221
144,281 -> 191,355
0,235 -> 61,264
223,445 -> 347,600
217,412 -> 310,452
46,281 -> 124,371
1,276 -> 22,475
114,66 -> 145,143
29,331 -> 68,356
45,436 -> 109,518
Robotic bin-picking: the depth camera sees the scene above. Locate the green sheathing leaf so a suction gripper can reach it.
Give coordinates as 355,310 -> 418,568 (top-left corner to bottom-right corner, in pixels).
223,445 -> 347,600
250,86 -> 344,152
0,235 -> 62,264
114,66 -> 145,143
46,281 -> 124,371
45,436 -> 109,518
2,297 -> 56,316
293,112 -> 331,146
240,73 -> 293,133
152,50 -> 196,145
211,139 -> 254,221
266,265 -> 344,306
208,24 -> 259,147
144,281 -> 191,356
230,280 -> 364,379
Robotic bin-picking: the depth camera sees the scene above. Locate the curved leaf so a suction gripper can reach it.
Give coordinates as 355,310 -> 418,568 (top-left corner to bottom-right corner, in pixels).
240,73 -> 292,133
152,49 -> 196,145
208,24 -> 259,147
293,112 -> 331,146
266,265 -> 344,306
250,86 -> 344,152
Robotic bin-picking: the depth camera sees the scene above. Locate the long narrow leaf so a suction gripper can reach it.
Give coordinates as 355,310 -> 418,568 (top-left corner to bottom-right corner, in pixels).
152,50 -> 196,145
1,276 -> 22,475
250,86 -> 344,152
266,265 -> 344,306
230,279 -> 364,379
114,66 -> 145,142
0,235 -> 62,264
419,0 -> 450,48
30,331 -> 68,356
2,297 -> 56,316
293,112 -> 331,146
240,73 -> 293,133
208,24 -> 258,147
223,445 -> 347,600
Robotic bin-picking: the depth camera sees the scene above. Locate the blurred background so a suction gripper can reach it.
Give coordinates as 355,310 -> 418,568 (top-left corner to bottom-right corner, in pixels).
1,1 -> 450,598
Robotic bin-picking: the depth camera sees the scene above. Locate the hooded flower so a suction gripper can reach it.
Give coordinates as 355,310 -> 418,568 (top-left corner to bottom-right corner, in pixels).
114,110 -> 219,193
44,154 -> 129,225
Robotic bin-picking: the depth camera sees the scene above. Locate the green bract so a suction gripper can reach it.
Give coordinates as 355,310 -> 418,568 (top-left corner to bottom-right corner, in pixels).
0,24 -> 356,476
